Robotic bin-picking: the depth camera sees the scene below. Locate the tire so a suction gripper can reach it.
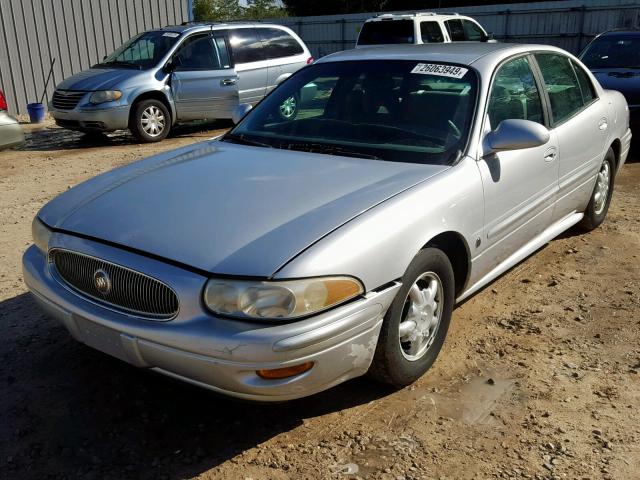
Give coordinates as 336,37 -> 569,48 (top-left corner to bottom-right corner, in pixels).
129,99 -> 171,143
579,147 -> 615,231
278,94 -> 299,120
368,248 -> 455,387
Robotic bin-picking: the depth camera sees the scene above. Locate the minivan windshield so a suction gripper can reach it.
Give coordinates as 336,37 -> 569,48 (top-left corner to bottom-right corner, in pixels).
358,20 -> 415,45
95,31 -> 182,69
225,60 -> 477,165
581,35 -> 640,69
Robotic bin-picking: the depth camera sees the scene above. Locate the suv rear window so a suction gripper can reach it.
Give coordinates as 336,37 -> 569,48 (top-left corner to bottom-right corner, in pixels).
258,28 -> 304,59
358,20 -> 415,45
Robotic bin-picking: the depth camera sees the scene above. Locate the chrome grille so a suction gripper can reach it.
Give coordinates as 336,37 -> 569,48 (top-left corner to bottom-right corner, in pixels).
52,90 -> 86,110
50,249 -> 179,319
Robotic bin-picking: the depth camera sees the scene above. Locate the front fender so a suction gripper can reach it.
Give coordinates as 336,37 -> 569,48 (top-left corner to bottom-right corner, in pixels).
274,157 -> 484,292
124,83 -> 177,126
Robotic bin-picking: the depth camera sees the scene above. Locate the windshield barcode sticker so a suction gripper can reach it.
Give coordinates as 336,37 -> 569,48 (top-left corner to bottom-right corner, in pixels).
411,63 -> 468,79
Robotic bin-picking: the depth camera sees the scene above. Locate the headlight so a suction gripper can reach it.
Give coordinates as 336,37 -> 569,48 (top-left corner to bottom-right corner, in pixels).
204,276 -> 364,320
32,217 -> 52,254
89,90 -> 122,104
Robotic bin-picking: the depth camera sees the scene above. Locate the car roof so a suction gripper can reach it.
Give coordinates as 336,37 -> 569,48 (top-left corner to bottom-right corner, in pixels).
315,43 -> 563,67
596,29 -> 640,37
160,22 -> 289,34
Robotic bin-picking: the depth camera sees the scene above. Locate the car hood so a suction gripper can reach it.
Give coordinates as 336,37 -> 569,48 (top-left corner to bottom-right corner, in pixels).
56,67 -> 143,91
39,141 -> 448,276
590,67 -> 640,105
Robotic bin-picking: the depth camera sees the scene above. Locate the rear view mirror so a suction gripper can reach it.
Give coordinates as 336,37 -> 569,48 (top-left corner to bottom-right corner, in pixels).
163,60 -> 175,74
232,103 -> 253,125
481,32 -> 495,42
483,119 -> 550,155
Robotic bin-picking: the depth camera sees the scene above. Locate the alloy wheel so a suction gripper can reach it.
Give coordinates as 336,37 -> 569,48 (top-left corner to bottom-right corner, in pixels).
141,105 -> 166,137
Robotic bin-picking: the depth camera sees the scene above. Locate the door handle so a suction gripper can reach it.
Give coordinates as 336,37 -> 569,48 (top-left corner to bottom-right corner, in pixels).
598,118 -> 608,131
543,148 -> 557,162
221,78 -> 237,86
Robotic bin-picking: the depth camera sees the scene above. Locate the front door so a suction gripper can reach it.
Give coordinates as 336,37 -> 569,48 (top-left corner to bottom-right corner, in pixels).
476,55 -> 559,270
171,34 -> 238,121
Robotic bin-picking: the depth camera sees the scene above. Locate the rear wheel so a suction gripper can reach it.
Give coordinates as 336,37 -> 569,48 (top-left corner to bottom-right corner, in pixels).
368,248 -> 454,387
278,94 -> 299,120
580,147 -> 615,231
130,99 -> 170,143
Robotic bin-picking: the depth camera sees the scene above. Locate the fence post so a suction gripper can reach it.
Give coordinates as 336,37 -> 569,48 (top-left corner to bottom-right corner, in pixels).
504,9 -> 510,42
577,5 -> 587,52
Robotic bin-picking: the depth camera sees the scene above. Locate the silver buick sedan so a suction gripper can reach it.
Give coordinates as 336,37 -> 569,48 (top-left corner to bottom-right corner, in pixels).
23,43 -> 631,401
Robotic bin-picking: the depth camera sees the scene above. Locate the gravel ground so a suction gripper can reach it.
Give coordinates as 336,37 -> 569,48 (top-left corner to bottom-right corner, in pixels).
1,121 -> 639,480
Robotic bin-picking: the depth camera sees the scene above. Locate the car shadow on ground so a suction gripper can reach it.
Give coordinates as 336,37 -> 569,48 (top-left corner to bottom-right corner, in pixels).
0,292 -> 393,479
17,120 -> 233,153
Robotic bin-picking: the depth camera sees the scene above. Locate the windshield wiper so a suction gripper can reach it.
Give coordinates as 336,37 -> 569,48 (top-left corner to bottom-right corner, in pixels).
222,133 -> 272,148
281,142 -> 382,160
96,60 -> 141,69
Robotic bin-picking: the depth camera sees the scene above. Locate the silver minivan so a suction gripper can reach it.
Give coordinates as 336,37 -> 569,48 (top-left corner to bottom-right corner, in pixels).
50,22 -> 313,142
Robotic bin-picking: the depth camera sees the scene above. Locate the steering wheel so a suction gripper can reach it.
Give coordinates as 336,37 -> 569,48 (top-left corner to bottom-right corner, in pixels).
447,120 -> 462,139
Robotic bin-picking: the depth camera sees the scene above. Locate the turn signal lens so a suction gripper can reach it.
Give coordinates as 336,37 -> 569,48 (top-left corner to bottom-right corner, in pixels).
204,276 -> 364,321
257,362 -> 314,379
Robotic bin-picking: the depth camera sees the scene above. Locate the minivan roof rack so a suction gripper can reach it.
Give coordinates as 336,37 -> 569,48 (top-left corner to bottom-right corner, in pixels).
374,11 -> 460,19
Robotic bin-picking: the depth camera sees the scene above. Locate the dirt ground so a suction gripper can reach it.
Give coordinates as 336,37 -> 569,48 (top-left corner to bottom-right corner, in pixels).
1,121 -> 639,480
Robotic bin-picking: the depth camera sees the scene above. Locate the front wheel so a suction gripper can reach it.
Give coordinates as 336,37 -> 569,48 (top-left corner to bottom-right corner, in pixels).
368,248 -> 454,387
130,99 -> 170,143
579,147 -> 615,231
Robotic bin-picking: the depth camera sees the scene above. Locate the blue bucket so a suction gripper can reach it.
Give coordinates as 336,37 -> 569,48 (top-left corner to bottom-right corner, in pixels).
27,102 -> 46,123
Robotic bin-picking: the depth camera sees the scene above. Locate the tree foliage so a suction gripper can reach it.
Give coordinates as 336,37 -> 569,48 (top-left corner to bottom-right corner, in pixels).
193,0 -> 286,21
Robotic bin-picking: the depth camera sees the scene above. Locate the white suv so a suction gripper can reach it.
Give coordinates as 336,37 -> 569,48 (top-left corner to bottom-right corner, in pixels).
356,12 -> 492,47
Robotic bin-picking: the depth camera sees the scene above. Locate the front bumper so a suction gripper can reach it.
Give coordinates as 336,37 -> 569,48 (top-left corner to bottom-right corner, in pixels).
22,236 -> 399,401
50,105 -> 130,132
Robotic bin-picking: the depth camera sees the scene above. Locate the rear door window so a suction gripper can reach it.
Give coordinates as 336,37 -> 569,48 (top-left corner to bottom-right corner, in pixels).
228,28 -> 264,64
535,53 -> 585,125
571,60 -> 597,105
257,28 -> 304,59
445,20 -> 466,41
358,20 -> 415,45
462,20 -> 485,41
420,21 -> 444,43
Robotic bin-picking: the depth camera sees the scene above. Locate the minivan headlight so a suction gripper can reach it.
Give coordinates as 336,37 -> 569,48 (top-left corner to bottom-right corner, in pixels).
203,276 -> 364,320
32,217 -> 52,254
89,90 -> 122,104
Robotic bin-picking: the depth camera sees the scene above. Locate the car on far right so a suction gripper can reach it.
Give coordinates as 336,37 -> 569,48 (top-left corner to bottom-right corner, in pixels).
580,30 -> 640,131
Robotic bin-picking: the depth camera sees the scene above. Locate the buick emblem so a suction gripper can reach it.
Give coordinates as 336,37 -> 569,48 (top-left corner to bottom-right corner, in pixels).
94,269 -> 112,295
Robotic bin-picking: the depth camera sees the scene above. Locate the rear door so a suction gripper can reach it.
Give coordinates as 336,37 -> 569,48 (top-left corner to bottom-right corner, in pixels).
171,33 -> 238,120
227,28 -> 269,105
533,52 -> 608,221
257,27 -> 307,93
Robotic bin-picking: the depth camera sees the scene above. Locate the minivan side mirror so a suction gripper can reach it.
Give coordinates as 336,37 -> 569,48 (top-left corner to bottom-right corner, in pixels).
163,60 -> 175,74
483,119 -> 550,156
481,32 -> 495,42
232,103 -> 253,125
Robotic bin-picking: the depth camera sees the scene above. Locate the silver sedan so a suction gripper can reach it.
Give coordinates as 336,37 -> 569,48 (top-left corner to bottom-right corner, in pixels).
23,43 -> 631,401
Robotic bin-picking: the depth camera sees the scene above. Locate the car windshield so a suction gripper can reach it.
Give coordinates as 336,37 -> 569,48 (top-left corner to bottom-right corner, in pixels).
225,60 -> 477,165
581,35 -> 640,69
358,20 -> 415,45
95,31 -> 182,69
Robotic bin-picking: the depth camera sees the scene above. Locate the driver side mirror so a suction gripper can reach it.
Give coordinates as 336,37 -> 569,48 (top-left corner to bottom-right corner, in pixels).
163,60 -> 176,74
483,119 -> 550,156
232,103 -> 253,125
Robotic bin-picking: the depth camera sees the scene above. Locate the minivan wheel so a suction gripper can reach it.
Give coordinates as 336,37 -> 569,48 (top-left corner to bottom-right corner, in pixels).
580,148 -> 615,231
130,99 -> 170,143
368,248 -> 454,388
278,94 -> 299,120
